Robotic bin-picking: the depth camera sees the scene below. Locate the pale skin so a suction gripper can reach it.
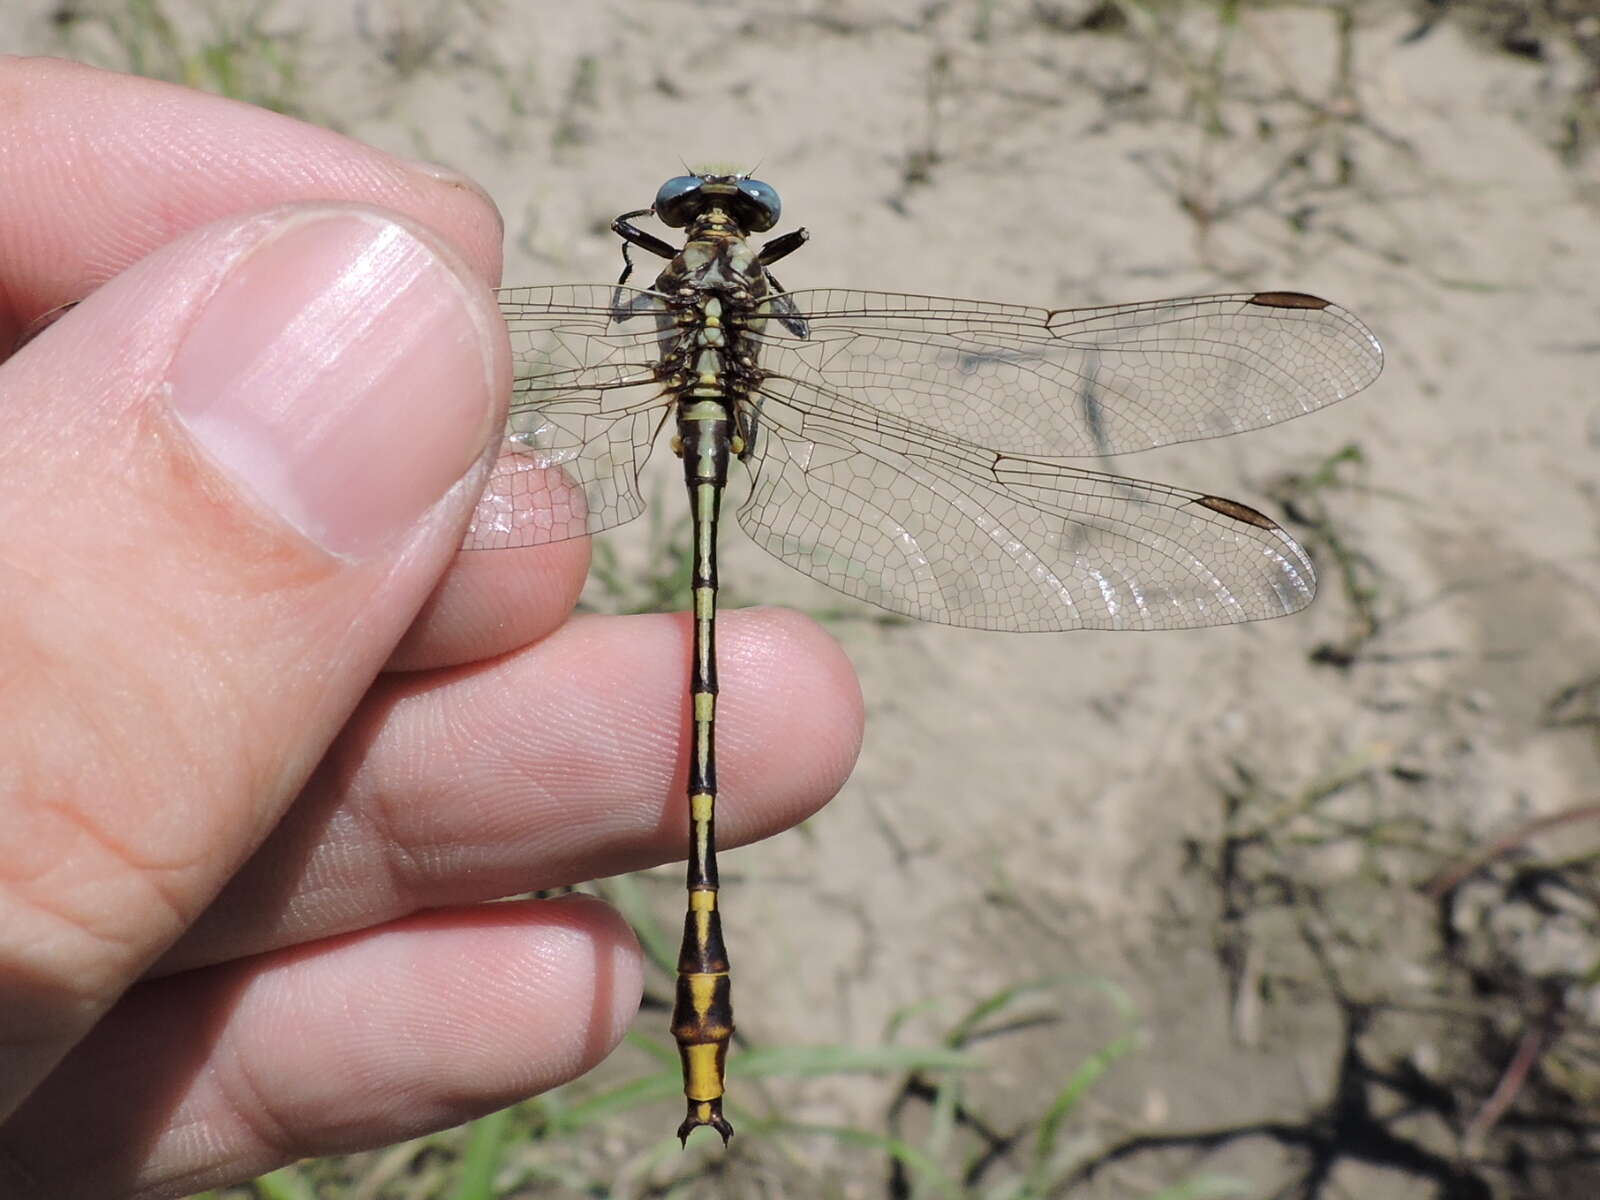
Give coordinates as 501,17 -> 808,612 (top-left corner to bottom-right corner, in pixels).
0,57 -> 863,1199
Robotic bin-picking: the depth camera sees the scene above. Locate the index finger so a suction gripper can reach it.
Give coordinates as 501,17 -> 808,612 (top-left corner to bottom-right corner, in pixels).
0,56 -> 505,343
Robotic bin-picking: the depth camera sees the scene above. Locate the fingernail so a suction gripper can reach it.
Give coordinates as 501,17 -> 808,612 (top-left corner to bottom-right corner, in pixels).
168,211 -> 499,557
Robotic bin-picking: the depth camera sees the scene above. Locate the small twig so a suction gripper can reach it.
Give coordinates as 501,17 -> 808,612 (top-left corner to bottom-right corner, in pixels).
1422,803 -> 1600,899
1463,1001 -> 1561,1155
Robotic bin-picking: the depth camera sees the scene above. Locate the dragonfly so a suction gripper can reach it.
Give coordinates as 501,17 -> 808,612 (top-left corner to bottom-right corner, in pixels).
469,172 -> 1384,1143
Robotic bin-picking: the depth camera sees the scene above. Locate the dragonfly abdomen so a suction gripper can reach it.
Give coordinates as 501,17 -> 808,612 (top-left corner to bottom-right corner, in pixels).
671,397 -> 737,1143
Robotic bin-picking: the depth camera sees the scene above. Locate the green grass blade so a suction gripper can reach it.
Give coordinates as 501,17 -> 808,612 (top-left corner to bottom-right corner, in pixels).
623,1026 -> 680,1068
601,873 -> 678,976
1026,1029 -> 1142,1190
450,1106 -> 515,1200
946,974 -> 1125,1047
547,1043 -> 976,1133
731,1043 -> 976,1079
547,1067 -> 685,1131
250,1165 -> 316,1200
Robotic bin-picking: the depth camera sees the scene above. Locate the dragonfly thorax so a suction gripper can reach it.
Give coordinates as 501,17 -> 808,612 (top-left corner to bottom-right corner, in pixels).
653,223 -> 773,318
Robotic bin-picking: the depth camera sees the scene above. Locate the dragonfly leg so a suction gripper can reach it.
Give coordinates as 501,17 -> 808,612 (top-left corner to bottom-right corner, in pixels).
612,207 -> 676,285
734,394 -> 764,462
757,226 -> 809,265
760,282 -> 810,339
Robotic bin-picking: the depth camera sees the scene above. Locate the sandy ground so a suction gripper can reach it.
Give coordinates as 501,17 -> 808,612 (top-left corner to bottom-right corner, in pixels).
7,1 -> 1600,1196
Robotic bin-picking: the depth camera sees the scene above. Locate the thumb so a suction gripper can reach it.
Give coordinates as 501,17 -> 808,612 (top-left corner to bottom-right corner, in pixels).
0,205 -> 506,1115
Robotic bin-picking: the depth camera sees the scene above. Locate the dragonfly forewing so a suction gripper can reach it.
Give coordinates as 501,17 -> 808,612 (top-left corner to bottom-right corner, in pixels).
754,289 -> 1382,458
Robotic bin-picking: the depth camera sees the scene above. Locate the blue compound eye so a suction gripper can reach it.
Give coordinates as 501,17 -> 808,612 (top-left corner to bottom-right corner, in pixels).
735,178 -> 782,231
654,175 -> 704,227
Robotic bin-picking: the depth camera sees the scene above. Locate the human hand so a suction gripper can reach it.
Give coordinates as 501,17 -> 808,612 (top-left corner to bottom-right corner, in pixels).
0,57 -> 862,1199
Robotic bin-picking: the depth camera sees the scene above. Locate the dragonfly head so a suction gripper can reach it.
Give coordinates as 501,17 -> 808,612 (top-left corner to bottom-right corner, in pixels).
653,173 -> 782,233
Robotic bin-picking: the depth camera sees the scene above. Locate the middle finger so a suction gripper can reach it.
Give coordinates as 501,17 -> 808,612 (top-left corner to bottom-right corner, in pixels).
155,605 -> 863,974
